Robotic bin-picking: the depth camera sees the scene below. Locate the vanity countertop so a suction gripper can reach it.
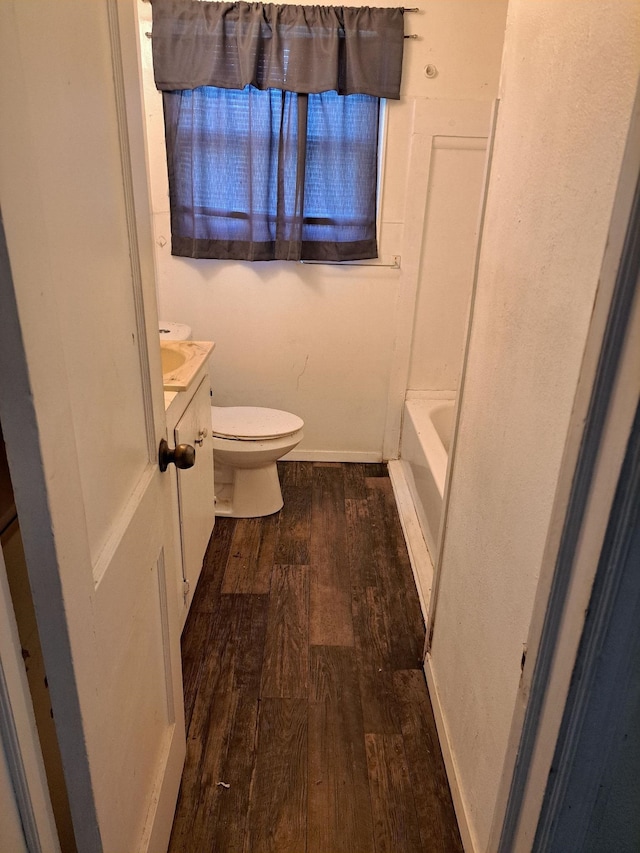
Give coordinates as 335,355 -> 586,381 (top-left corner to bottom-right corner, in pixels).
161,340 -> 215,392
161,340 -> 215,415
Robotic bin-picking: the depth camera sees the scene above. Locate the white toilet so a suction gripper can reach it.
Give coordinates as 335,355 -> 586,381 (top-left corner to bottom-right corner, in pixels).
159,321 -> 304,519
211,406 -> 304,517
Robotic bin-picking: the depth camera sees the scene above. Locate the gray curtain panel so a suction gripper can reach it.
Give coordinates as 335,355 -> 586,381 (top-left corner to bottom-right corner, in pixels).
151,0 -> 405,99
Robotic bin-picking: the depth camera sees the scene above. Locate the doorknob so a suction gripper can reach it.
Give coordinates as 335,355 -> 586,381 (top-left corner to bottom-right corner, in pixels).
158,438 -> 196,472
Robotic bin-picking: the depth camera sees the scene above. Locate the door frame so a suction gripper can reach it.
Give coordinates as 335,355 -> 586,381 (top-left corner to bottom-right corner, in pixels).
422,97 -> 501,645
0,539 -> 60,853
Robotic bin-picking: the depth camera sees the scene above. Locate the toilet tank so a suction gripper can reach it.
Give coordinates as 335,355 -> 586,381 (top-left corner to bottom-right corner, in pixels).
159,321 -> 192,341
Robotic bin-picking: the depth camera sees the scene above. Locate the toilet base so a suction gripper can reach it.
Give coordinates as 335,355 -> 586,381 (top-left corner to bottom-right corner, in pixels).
214,462 -> 284,518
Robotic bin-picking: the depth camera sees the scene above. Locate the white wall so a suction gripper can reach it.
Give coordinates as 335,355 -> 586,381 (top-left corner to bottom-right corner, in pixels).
429,3 -> 640,850
137,0 -> 508,459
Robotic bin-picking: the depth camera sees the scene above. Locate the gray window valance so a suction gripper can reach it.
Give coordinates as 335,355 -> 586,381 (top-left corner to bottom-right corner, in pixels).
151,0 -> 405,99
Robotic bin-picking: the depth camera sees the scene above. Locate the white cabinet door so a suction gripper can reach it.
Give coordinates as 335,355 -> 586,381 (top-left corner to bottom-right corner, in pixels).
175,378 -> 216,622
0,2 -> 185,851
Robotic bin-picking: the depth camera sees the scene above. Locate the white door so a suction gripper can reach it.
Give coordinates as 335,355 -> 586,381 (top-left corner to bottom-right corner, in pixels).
0,2 -> 185,851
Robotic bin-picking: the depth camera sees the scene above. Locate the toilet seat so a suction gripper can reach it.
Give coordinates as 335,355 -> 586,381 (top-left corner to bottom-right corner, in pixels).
211,406 -> 304,441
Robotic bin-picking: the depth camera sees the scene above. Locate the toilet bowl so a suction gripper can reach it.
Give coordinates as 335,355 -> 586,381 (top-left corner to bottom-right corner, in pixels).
211,406 -> 304,518
159,323 -> 303,517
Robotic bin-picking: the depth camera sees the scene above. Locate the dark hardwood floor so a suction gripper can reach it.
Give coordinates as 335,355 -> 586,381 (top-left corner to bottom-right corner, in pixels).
169,462 -> 463,853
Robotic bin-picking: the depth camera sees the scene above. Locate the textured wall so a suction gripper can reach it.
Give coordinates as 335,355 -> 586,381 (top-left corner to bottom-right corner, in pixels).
429,2 -> 640,849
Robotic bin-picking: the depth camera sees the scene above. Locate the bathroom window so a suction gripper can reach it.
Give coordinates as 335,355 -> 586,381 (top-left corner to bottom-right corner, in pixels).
151,0 -> 404,262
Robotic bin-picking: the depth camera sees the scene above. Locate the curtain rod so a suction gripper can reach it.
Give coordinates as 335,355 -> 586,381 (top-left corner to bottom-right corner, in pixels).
300,255 -> 401,269
141,0 -> 418,6
143,6 -> 419,37
144,30 -> 418,38
143,0 -> 420,4
404,7 -> 419,38
141,0 -> 418,4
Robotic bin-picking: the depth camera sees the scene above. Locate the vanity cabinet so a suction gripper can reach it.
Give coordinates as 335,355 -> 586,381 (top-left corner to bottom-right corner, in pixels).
164,348 -> 215,630
174,376 -> 214,619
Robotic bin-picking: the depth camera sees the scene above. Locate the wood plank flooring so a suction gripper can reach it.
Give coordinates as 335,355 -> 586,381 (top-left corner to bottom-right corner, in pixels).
169,462 -> 463,853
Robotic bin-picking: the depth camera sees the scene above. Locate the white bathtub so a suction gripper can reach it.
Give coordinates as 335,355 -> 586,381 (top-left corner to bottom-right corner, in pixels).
399,398 -> 455,563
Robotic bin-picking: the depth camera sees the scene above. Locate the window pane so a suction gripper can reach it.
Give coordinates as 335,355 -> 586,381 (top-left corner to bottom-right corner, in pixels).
303,92 -> 379,245
163,86 -> 379,260
167,86 -> 299,244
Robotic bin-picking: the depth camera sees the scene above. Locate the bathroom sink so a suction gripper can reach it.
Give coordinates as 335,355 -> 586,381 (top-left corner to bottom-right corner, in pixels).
160,341 -> 215,392
160,347 -> 188,375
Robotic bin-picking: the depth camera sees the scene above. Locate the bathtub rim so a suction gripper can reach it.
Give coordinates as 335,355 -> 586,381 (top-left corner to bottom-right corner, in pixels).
403,397 -> 454,501
394,395 -> 456,620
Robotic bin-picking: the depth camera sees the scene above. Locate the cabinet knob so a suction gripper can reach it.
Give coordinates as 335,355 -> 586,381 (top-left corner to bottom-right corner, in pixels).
194,427 -> 208,447
158,438 -> 196,472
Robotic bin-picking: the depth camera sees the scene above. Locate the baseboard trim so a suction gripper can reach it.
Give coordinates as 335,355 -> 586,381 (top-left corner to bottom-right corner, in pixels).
424,655 -> 478,853
387,459 -> 433,621
281,450 -> 383,463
